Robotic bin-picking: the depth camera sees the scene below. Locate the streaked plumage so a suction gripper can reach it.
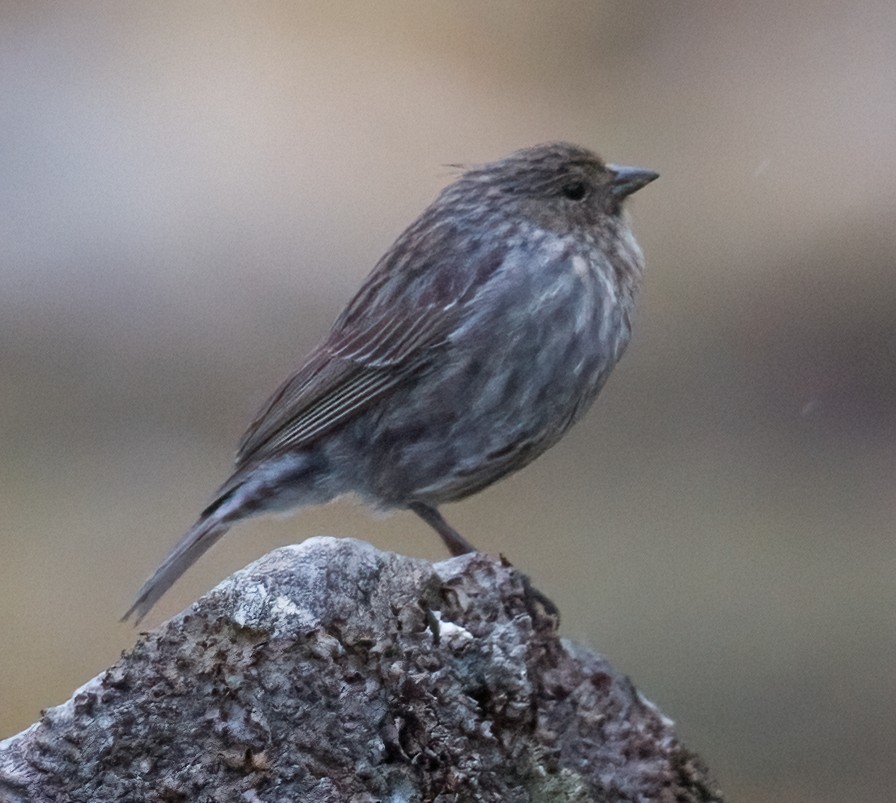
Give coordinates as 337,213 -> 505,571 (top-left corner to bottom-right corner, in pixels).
124,142 -> 657,623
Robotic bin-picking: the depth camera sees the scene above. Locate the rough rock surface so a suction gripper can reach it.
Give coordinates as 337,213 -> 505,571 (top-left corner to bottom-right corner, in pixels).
0,537 -> 723,802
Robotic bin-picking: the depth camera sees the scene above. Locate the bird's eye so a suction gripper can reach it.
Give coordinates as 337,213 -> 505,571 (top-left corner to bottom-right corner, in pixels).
561,180 -> 588,201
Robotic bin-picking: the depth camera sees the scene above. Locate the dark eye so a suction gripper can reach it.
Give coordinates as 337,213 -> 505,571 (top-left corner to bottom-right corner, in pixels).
561,180 -> 588,201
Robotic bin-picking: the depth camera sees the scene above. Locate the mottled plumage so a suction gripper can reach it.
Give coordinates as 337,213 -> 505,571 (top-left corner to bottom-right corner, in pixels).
124,142 -> 657,623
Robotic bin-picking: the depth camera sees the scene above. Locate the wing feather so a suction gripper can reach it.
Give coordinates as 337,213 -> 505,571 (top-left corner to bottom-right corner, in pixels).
234,222 -> 509,469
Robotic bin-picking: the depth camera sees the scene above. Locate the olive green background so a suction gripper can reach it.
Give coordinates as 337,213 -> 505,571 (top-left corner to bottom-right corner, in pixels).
2,3 -> 894,800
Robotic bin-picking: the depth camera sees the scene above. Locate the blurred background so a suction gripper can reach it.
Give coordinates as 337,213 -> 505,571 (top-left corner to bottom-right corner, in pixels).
2,2 -> 894,799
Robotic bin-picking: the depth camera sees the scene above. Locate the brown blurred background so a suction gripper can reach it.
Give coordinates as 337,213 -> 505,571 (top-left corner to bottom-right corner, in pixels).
2,2 -> 894,799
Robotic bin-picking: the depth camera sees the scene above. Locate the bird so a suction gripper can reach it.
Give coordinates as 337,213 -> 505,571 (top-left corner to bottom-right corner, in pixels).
124,142 -> 657,623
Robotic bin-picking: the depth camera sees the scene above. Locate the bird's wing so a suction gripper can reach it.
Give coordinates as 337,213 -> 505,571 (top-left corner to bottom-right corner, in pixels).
234,236 -> 508,469
234,304 -> 456,467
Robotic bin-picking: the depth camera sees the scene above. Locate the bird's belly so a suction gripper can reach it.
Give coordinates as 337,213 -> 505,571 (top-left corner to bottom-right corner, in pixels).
352,274 -> 631,506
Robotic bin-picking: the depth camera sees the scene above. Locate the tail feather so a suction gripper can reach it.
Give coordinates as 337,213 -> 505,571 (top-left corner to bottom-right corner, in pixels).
122,515 -> 232,625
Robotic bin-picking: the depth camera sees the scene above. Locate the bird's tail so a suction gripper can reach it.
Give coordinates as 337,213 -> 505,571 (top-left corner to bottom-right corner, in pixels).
122,513 -> 232,625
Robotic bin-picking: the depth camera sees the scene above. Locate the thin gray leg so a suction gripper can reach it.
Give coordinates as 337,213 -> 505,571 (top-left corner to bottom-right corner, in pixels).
409,502 -> 478,556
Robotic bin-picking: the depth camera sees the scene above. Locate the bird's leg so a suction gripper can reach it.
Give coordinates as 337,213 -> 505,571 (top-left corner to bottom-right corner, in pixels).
409,502 -> 478,556
409,501 -> 559,620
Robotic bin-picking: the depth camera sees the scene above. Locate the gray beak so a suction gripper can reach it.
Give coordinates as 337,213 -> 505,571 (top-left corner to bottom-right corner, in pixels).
607,164 -> 659,199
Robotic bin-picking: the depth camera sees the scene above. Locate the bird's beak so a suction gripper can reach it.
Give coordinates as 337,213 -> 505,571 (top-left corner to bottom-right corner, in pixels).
607,164 -> 659,199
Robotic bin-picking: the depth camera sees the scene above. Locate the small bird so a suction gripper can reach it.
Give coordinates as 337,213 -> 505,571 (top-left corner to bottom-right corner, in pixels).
124,142 -> 657,623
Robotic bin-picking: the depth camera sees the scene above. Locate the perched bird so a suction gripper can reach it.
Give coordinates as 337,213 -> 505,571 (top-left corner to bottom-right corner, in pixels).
124,142 -> 657,623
